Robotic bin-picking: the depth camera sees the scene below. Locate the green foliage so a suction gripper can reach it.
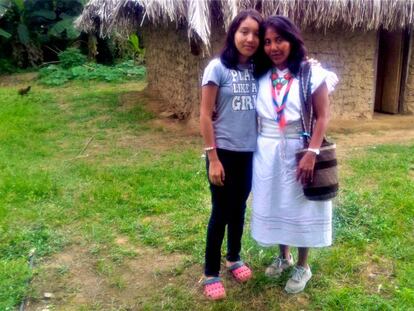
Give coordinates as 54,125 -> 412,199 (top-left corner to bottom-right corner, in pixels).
37,64 -> 70,85
0,27 -> 11,38
30,9 -> 56,20
16,23 -> 29,44
0,0 -> 84,67
38,60 -> 146,86
128,34 -> 139,51
0,58 -> 15,73
48,16 -> 80,40
128,33 -> 145,64
0,0 -> 11,39
12,0 -> 23,11
58,47 -> 87,68
0,0 -> 10,16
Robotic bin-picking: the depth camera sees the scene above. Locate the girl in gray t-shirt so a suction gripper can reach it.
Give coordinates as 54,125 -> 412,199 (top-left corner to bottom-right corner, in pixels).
199,9 -> 263,300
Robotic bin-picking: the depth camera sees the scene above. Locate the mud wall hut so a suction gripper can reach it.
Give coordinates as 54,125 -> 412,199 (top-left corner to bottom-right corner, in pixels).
76,0 -> 414,120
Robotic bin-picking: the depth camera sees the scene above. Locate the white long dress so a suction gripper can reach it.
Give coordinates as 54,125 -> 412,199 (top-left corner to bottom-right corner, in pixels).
251,65 -> 338,248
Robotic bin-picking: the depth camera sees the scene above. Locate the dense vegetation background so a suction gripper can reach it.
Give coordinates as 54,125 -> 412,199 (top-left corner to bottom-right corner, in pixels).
0,0 -> 144,75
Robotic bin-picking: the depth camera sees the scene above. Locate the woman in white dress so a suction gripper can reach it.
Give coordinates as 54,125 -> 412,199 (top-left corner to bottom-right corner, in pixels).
251,15 -> 338,293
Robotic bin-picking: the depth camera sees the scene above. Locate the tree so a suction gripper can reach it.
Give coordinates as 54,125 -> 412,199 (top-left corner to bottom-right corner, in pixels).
0,0 -> 12,39
0,0 -> 85,67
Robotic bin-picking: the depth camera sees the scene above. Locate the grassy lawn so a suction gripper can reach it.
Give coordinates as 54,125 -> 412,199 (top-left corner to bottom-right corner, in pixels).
0,76 -> 413,310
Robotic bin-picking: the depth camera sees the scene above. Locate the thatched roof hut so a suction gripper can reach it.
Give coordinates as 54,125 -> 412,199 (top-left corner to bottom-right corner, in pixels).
76,0 -> 414,120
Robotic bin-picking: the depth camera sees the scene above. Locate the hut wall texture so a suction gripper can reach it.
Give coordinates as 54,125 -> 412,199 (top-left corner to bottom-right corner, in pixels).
303,29 -> 377,119
142,24 -> 203,119
143,25 -> 377,120
142,22 -> 226,119
403,34 -> 414,114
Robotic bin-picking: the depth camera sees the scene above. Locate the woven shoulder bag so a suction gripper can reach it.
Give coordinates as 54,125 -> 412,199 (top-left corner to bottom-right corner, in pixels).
295,61 -> 339,201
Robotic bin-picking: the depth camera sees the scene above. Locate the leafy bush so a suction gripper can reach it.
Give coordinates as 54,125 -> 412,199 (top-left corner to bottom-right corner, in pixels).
38,60 -> 146,86
58,48 -> 87,69
0,0 -> 84,68
38,64 -> 71,86
128,33 -> 145,65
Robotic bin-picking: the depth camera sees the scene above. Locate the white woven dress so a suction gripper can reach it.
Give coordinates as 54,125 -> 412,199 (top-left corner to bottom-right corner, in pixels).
251,65 -> 338,248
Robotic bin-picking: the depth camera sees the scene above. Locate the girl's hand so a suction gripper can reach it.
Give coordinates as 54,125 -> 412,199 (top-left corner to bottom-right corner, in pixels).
209,159 -> 225,186
296,152 -> 316,185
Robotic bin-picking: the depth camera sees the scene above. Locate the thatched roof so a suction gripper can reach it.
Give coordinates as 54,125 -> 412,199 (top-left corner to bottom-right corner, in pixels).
75,0 -> 414,47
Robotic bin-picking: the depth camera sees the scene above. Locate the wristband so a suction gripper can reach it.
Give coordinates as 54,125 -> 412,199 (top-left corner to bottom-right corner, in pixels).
307,148 -> 320,155
204,146 -> 216,152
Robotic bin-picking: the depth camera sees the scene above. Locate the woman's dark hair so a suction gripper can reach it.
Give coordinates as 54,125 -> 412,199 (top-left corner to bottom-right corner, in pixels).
220,9 -> 263,70
255,15 -> 307,77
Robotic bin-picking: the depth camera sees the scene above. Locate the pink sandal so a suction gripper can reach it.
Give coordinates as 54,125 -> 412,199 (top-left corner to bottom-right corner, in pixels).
228,261 -> 252,283
203,277 -> 226,300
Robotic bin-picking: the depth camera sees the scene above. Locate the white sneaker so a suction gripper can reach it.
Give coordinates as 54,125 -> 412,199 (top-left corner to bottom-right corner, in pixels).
265,254 -> 294,278
284,265 -> 312,294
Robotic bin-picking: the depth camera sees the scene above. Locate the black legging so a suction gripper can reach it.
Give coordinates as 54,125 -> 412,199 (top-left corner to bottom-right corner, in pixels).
204,148 -> 253,277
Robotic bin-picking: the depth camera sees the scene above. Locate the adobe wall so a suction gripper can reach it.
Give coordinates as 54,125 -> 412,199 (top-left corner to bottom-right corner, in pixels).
402,34 -> 414,114
143,24 -> 378,120
303,29 -> 377,119
142,23 -> 204,119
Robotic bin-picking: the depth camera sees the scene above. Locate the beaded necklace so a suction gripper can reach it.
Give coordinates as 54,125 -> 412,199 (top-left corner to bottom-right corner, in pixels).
270,67 -> 294,130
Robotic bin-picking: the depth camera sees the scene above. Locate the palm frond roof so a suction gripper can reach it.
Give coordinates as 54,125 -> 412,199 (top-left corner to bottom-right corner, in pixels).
75,0 -> 414,47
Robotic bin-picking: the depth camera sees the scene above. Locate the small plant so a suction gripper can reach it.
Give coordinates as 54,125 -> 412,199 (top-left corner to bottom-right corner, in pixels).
38,65 -> 71,86
38,59 -> 146,86
128,33 -> 145,65
57,264 -> 70,275
58,48 -> 87,69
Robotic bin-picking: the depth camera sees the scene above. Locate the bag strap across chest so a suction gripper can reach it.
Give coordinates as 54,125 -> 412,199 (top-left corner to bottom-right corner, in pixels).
298,61 -> 313,148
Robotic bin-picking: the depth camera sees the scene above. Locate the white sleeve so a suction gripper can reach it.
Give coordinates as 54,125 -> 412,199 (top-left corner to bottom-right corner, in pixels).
310,65 -> 338,94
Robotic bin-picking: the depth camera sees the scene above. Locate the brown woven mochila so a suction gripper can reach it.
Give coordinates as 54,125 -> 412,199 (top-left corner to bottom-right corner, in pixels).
296,61 -> 338,201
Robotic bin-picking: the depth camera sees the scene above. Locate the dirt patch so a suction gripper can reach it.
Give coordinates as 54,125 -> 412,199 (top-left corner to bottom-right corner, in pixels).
329,114 -> 414,147
115,91 -> 409,156
59,89 -> 414,161
324,114 -> 414,163
118,89 -> 200,136
278,292 -> 310,310
329,114 -> 414,133
118,91 -> 144,112
333,128 -> 414,167
362,255 -> 395,296
134,111 -> 414,164
0,72 -> 38,86
131,102 -> 414,155
115,131 -> 199,154
26,238 -> 188,310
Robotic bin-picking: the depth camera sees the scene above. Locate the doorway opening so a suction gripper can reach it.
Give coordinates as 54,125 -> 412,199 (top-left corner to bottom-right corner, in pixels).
374,28 -> 411,114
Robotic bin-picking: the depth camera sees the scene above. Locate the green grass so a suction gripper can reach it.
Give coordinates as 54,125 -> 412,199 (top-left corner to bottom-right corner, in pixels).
0,258 -> 31,310
0,76 -> 413,310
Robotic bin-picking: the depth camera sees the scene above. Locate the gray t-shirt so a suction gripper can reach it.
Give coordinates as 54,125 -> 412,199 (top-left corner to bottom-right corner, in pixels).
202,58 -> 257,151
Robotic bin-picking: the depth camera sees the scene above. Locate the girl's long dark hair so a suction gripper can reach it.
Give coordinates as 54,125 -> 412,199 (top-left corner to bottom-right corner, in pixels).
255,15 -> 307,77
220,9 -> 263,70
